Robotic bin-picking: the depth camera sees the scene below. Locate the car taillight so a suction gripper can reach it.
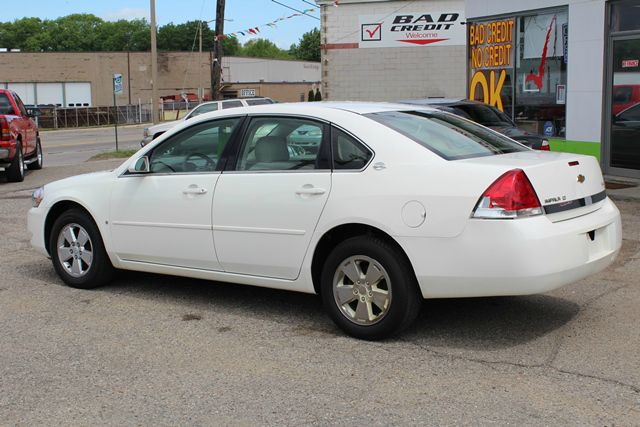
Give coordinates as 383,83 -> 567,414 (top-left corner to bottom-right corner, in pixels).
0,118 -> 10,141
472,169 -> 543,219
539,139 -> 550,151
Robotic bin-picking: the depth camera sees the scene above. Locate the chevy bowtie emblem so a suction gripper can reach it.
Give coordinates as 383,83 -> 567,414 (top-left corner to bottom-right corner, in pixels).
577,174 -> 585,183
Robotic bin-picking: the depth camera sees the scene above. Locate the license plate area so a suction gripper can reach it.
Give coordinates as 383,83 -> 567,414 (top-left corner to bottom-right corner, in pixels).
586,223 -> 614,261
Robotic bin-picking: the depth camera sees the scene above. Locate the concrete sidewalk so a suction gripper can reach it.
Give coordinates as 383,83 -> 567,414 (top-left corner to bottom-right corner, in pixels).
605,175 -> 640,202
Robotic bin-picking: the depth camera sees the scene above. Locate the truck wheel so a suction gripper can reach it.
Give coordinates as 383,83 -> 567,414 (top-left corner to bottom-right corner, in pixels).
27,138 -> 43,170
6,141 -> 25,182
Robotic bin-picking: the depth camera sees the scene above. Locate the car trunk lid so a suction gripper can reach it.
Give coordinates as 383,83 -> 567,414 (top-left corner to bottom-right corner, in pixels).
460,151 -> 607,222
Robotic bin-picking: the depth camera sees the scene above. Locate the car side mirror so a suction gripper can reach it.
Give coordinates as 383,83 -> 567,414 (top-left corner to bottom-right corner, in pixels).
128,156 -> 150,174
26,108 -> 41,118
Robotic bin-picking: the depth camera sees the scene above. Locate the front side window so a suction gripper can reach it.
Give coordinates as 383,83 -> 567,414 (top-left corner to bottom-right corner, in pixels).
236,117 -> 327,171
13,93 -> 28,116
367,110 -> 528,160
188,103 -> 218,118
149,117 -> 241,173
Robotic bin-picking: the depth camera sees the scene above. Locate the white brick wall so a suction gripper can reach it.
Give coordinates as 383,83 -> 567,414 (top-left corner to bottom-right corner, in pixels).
320,0 -> 467,101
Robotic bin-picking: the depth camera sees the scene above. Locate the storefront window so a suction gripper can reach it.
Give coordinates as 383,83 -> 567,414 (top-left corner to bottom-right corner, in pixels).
468,19 -> 515,117
468,9 -> 568,138
514,11 -> 568,137
611,0 -> 640,32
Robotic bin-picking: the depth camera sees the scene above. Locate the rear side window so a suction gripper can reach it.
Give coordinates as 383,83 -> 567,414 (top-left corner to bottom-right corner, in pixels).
332,128 -> 372,170
246,99 -> 273,106
189,103 -> 218,118
222,100 -> 243,109
0,94 -> 14,115
366,110 -> 528,160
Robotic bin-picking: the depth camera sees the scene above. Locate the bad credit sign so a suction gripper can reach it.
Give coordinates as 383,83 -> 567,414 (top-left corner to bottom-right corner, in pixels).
359,11 -> 465,48
468,19 -> 515,112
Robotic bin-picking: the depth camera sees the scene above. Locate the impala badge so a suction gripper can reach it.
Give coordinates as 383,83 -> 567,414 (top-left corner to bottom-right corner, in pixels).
577,174 -> 585,184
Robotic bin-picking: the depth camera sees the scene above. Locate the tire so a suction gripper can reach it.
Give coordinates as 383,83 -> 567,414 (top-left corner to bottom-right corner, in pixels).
320,235 -> 422,340
6,141 -> 25,182
49,208 -> 115,289
27,138 -> 43,170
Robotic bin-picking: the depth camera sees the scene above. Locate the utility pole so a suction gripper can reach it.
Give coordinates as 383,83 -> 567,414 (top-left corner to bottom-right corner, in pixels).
198,21 -> 203,102
150,0 -> 159,123
212,0 -> 226,100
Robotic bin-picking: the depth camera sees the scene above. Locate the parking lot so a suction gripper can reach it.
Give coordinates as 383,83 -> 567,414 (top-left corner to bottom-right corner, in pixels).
1,155 -> 639,425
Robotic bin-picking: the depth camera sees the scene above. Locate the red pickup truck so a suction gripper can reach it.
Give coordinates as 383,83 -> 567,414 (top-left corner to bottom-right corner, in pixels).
0,89 -> 43,182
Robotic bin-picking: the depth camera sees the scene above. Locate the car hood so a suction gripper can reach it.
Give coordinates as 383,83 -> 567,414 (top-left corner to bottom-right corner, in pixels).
44,170 -> 114,195
149,120 -> 180,134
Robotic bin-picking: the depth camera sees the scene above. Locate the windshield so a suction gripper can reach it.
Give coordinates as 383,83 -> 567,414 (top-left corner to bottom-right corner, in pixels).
455,104 -> 514,126
366,110 -> 528,160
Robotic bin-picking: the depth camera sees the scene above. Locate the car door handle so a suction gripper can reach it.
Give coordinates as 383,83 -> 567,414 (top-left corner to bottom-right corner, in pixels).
296,186 -> 326,196
182,186 -> 207,195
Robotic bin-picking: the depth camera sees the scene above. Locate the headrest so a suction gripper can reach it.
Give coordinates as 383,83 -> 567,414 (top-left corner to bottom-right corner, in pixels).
255,136 -> 289,162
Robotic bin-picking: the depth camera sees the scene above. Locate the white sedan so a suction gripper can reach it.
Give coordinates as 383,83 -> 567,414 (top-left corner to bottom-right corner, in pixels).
28,103 -> 622,340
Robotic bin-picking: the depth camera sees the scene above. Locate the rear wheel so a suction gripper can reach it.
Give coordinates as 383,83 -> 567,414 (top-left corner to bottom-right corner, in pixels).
27,138 -> 43,170
49,209 -> 114,289
321,235 -> 422,340
6,141 -> 24,182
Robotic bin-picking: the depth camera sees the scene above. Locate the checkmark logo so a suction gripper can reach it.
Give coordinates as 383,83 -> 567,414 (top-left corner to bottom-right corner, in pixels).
362,23 -> 382,41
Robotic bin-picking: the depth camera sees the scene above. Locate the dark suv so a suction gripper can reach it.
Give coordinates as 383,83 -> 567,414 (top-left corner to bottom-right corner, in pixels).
399,99 -> 550,151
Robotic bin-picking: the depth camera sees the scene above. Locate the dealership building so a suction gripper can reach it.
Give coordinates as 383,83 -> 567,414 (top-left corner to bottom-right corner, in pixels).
0,52 -> 320,107
318,0 -> 640,179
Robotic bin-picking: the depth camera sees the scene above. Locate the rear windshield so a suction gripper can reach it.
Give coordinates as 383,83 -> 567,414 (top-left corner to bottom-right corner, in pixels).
246,98 -> 273,106
366,110 -> 528,160
455,104 -> 514,126
0,94 -> 14,115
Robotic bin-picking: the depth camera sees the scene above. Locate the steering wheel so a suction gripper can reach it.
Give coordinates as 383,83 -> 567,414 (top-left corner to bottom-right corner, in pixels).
183,152 -> 215,171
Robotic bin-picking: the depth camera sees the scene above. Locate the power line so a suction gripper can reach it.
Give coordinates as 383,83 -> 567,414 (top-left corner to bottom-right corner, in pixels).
270,0 -> 320,20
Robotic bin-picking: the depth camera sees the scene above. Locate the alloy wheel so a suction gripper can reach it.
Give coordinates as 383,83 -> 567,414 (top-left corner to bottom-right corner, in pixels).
56,223 -> 94,278
332,255 -> 392,326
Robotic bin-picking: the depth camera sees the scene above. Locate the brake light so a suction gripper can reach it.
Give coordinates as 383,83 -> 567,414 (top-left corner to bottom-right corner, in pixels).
472,169 -> 543,219
539,139 -> 550,151
0,118 -> 10,141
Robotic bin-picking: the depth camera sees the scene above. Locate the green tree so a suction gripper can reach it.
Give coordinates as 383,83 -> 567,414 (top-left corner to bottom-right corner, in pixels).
47,14 -> 104,51
314,88 -> 322,101
221,36 -> 241,56
242,38 -> 290,59
308,89 -> 315,102
290,28 -> 320,62
97,19 -> 150,51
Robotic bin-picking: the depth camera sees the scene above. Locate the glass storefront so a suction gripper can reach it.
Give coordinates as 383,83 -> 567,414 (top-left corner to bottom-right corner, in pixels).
607,0 -> 640,175
468,8 -> 567,138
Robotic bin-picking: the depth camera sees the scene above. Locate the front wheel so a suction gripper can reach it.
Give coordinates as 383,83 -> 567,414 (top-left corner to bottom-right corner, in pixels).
49,209 -> 114,289
321,236 -> 422,340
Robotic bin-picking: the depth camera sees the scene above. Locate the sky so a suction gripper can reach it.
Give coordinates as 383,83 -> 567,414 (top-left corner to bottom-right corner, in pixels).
5,0 -> 320,48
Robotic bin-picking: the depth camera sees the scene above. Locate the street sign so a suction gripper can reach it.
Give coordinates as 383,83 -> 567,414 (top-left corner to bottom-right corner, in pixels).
240,88 -> 256,98
113,73 -> 124,95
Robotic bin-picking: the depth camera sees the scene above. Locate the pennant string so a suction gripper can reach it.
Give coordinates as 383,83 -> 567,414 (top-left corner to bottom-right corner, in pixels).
216,8 -> 319,41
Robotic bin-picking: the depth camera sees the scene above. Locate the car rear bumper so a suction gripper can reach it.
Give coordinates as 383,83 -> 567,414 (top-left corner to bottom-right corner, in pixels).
28,206 -> 49,257
399,197 -> 622,299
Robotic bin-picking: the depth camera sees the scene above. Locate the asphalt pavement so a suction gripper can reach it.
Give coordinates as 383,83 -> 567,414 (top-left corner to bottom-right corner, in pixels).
40,124 -> 145,167
0,135 -> 638,425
